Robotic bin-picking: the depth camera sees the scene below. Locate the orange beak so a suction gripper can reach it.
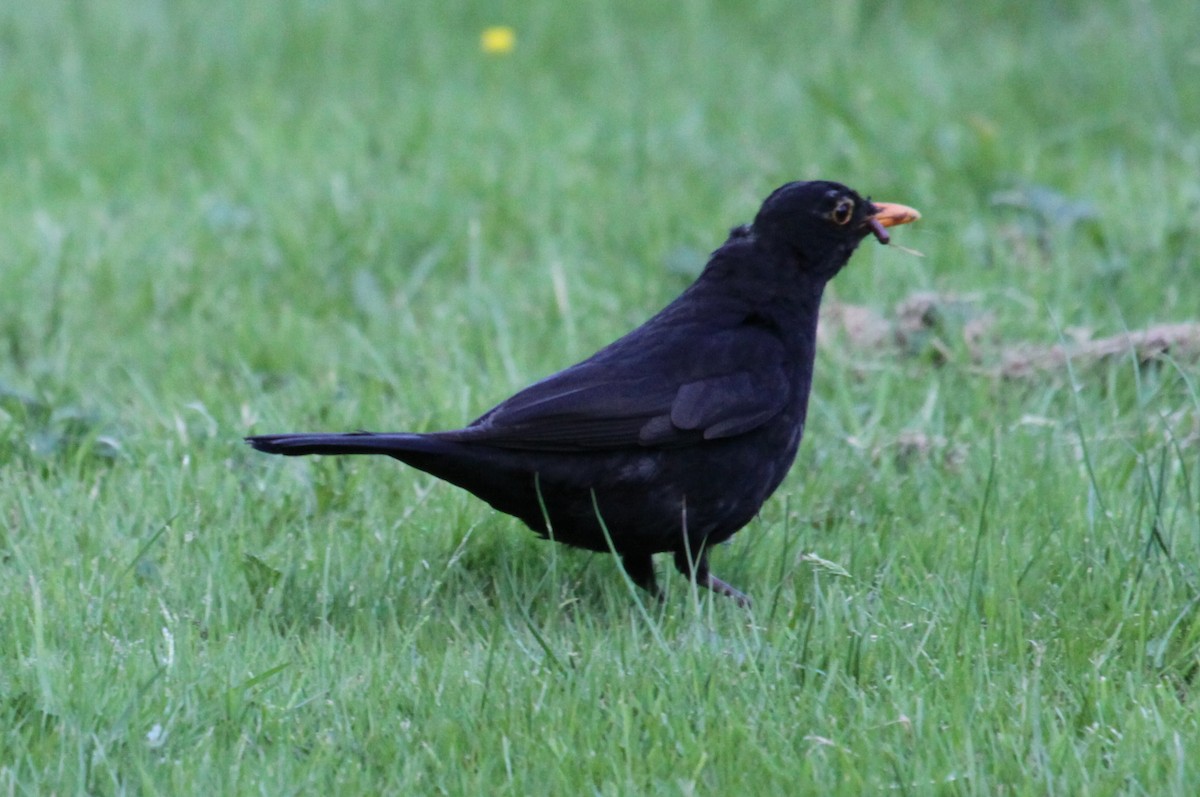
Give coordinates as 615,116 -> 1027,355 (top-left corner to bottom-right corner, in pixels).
866,201 -> 921,244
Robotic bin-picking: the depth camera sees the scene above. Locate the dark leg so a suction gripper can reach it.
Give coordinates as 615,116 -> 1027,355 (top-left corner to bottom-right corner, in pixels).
672,548 -> 751,608
620,553 -> 662,601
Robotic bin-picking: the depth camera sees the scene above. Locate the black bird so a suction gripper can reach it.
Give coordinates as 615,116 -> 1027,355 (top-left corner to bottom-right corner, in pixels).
247,181 -> 919,605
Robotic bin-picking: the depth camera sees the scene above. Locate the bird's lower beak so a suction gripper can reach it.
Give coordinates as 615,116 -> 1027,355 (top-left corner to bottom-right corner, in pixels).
866,201 -> 921,244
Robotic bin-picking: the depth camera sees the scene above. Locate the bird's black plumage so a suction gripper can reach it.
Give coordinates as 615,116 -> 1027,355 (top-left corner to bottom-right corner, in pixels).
247,180 -> 919,605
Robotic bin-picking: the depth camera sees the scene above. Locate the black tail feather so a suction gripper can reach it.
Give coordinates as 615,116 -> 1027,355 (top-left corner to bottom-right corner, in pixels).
245,432 -> 429,457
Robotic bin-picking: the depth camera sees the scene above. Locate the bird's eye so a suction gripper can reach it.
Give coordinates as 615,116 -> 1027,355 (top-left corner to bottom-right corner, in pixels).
830,198 -> 855,225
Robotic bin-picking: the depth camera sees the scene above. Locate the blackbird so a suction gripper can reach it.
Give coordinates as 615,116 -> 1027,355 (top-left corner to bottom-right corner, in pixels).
247,180 -> 919,605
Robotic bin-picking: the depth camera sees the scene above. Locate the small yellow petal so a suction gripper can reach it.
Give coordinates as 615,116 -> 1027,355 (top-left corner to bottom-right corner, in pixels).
481,26 -> 516,55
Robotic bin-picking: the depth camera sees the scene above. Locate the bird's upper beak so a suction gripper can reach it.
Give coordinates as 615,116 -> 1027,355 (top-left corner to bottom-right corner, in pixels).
866,201 -> 921,244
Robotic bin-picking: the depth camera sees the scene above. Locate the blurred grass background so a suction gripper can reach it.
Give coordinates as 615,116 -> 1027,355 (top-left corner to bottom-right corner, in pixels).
2,0 -> 1199,793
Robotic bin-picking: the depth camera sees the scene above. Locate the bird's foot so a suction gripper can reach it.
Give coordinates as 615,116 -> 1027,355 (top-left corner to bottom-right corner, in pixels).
672,548 -> 751,608
698,573 -> 752,608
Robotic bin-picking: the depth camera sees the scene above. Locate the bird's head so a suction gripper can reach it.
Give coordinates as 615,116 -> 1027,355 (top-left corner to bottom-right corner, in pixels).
751,180 -> 920,278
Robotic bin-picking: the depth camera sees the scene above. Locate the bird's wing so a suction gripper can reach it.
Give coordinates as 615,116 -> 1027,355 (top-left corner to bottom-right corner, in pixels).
447,324 -> 792,451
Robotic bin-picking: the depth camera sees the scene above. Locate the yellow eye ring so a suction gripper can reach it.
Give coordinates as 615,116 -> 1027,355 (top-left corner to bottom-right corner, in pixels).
831,198 -> 854,225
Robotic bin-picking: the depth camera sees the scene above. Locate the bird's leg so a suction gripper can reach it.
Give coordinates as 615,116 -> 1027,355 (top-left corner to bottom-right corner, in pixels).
620,553 -> 662,601
702,572 -> 752,608
672,548 -> 751,608
674,498 -> 751,607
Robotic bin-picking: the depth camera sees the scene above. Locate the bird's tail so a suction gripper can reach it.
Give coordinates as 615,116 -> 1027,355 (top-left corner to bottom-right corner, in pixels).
245,431 -> 436,457
245,430 -> 539,527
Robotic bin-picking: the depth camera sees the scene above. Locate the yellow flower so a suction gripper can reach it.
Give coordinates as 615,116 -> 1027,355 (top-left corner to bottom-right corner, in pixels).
480,26 -> 516,55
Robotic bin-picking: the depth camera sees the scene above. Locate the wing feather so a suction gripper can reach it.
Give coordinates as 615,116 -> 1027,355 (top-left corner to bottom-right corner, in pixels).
448,324 -> 792,451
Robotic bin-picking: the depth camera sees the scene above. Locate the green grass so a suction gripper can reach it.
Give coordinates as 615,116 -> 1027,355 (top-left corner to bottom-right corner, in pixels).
2,0 -> 1199,793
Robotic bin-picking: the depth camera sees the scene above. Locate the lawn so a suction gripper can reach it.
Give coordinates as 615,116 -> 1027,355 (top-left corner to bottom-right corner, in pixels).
2,0 -> 1199,793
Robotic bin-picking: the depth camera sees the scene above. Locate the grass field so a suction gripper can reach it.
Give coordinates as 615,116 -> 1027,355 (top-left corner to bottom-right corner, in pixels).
3,0 -> 1199,793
